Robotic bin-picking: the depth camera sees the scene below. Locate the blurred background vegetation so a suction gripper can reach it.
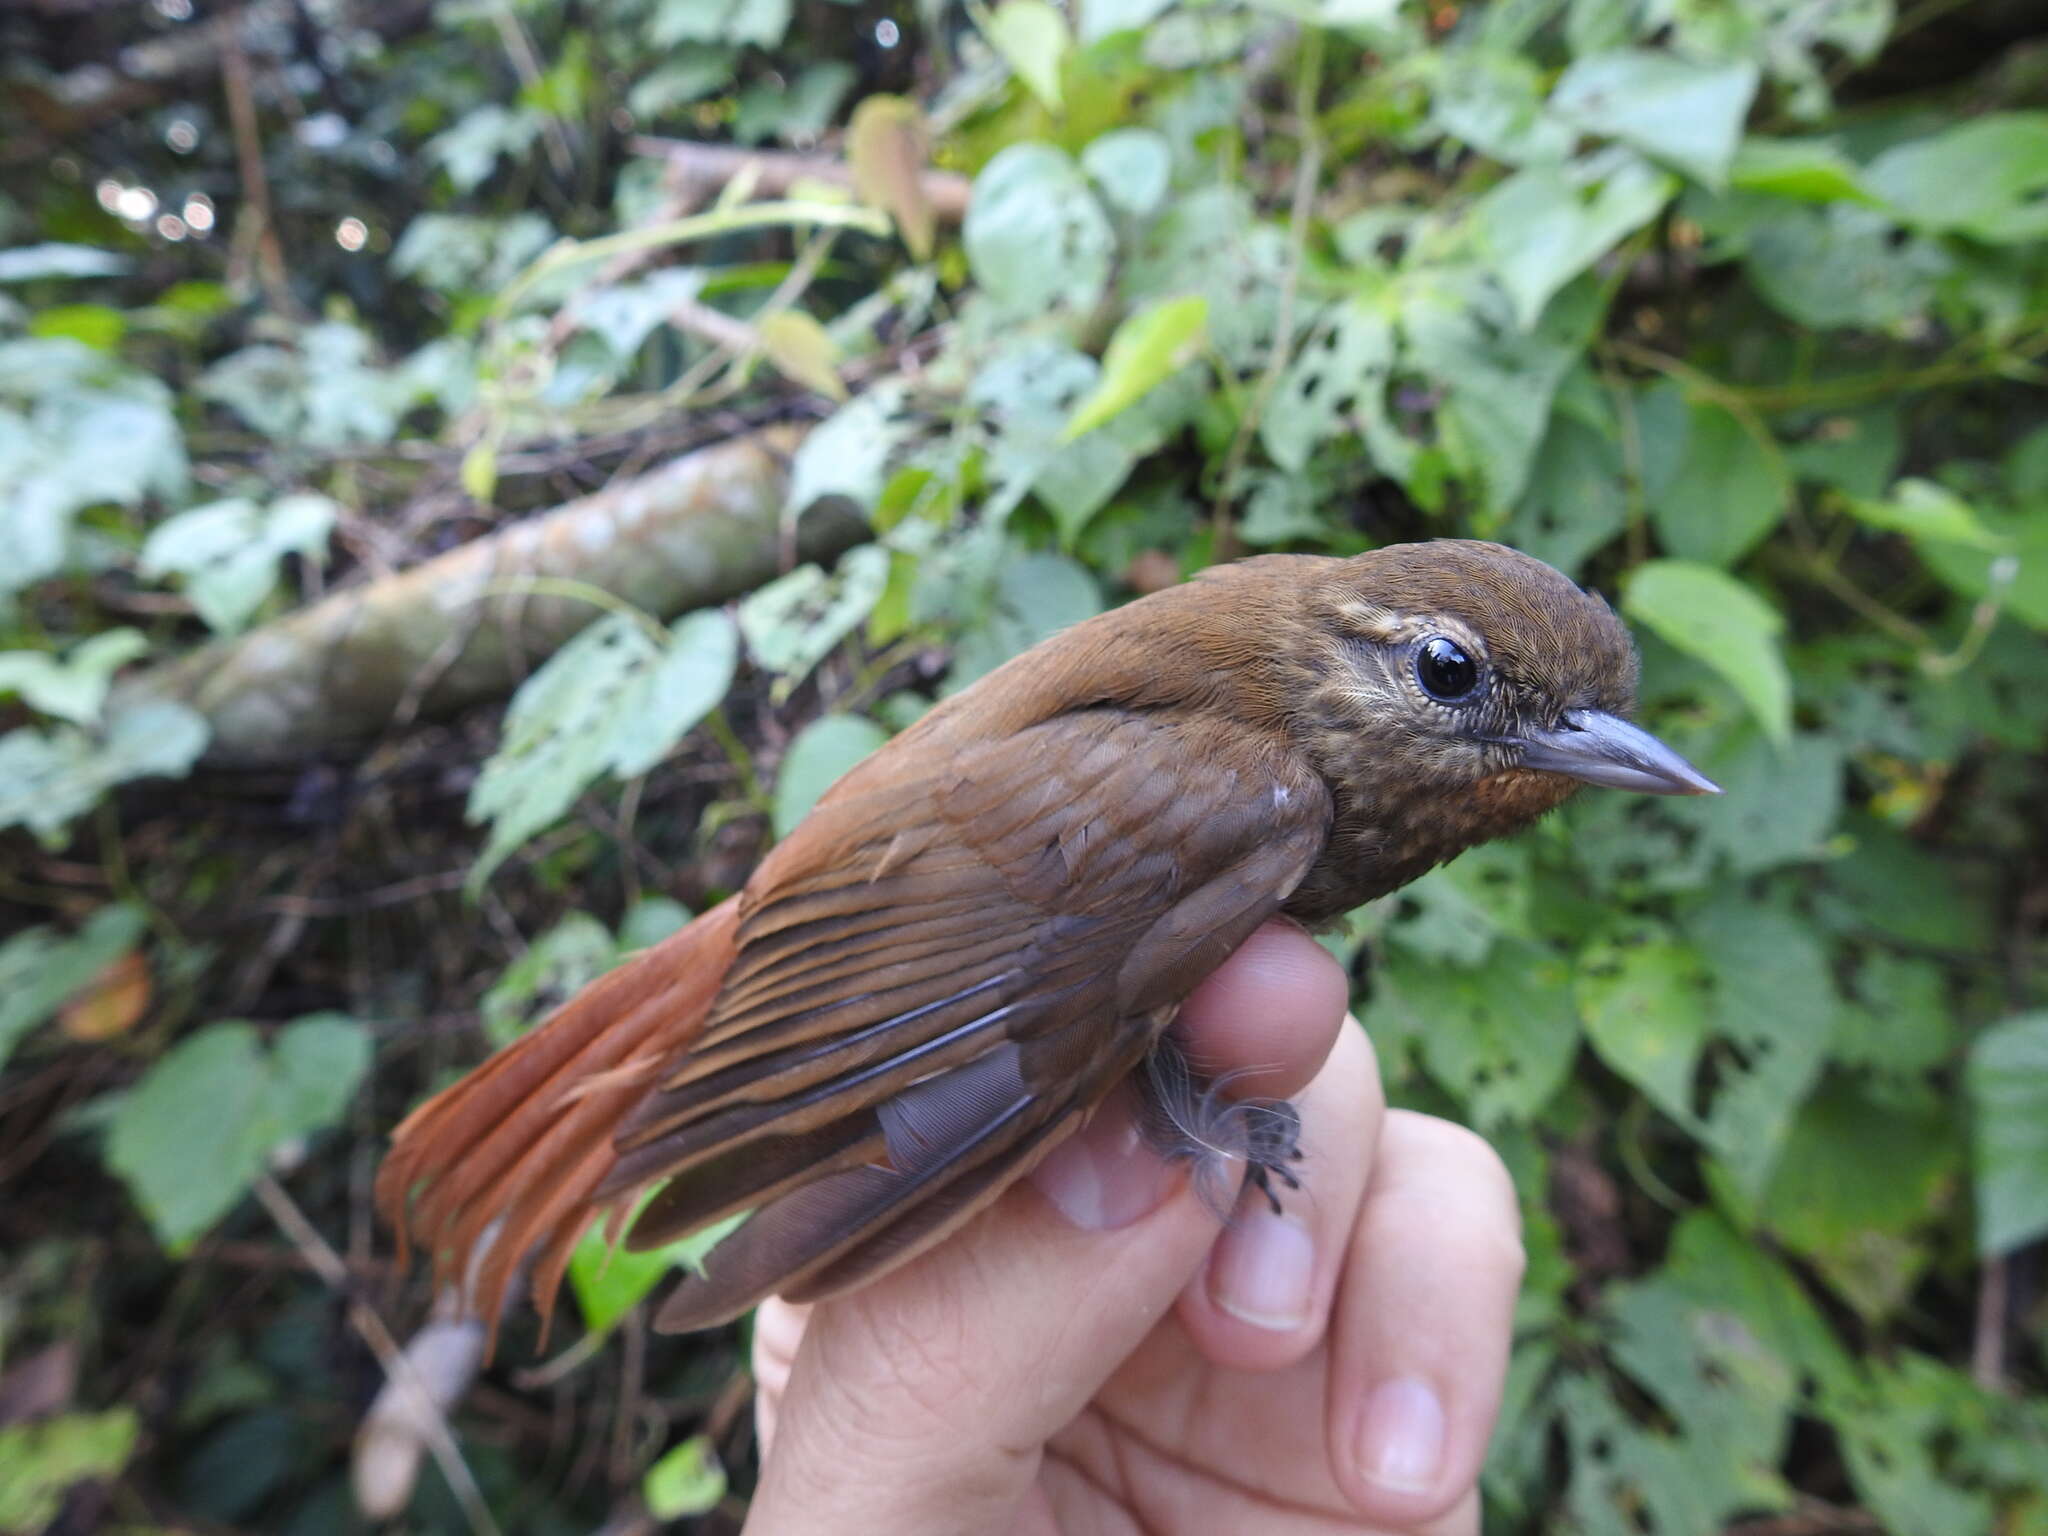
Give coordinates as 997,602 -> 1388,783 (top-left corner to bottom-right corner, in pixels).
3,0 -> 2047,1530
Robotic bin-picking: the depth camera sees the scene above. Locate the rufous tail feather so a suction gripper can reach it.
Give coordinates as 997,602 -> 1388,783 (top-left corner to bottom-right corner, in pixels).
375,899 -> 741,1349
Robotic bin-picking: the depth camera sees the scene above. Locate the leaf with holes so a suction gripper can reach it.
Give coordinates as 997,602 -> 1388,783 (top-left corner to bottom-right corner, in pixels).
1365,938 -> 1579,1128
964,144 -> 1113,320
1121,186 -> 1288,370
1262,297 -> 1400,476
787,380 -> 913,515
1505,413 -> 1626,575
1576,924 -> 1713,1134
467,610 -> 739,889
739,545 -> 890,702
1687,898 -> 1836,1203
0,699 -> 209,847
969,338 -> 1134,540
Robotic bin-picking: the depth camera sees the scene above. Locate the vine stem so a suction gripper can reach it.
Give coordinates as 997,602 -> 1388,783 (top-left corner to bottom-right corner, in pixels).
1212,26 -> 1326,539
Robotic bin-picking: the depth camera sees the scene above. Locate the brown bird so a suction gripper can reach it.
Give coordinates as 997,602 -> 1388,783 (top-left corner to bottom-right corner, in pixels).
378,539 -> 1717,1339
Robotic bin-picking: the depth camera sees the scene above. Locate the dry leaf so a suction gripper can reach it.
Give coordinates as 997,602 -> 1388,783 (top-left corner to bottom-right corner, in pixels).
60,951 -> 150,1042
847,95 -> 935,260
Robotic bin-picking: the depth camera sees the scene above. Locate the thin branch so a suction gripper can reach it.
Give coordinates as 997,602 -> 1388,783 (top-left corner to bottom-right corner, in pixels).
253,1174 -> 502,1536
219,31 -> 299,316
1212,27 -> 1326,535
629,136 -> 973,223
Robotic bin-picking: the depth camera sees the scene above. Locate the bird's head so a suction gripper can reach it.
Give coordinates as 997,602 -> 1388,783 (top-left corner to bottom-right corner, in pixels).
1287,541 -> 1718,856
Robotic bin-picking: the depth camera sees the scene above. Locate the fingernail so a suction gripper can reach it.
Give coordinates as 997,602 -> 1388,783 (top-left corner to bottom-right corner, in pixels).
1356,1376 -> 1446,1495
1206,1205 -> 1314,1331
1029,1108 -> 1175,1230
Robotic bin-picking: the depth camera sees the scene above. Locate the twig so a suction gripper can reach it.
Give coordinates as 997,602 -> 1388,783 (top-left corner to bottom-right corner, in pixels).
488,5 -> 574,177
219,31 -> 298,317
1972,1255 -> 2008,1391
1212,28 -> 1325,536
629,136 -> 973,223
253,1174 -> 503,1536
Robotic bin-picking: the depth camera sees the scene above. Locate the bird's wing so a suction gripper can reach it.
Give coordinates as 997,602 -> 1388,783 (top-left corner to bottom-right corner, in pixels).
613,707 -> 1332,1330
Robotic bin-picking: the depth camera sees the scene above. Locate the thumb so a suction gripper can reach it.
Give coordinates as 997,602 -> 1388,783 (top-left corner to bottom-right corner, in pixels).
744,1095 -> 1228,1535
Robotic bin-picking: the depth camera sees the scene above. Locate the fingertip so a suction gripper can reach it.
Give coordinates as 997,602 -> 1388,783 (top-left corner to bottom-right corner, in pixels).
1173,920 -> 1350,1100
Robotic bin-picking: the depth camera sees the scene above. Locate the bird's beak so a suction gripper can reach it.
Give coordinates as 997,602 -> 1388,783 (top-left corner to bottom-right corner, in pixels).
1512,710 -> 1721,796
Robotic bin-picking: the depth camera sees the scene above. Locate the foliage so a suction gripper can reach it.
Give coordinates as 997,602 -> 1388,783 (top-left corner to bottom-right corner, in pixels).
2,0 -> 2046,1530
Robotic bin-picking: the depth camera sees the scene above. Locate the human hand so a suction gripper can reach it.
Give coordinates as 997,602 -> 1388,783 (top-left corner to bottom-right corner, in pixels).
743,920 -> 1525,1535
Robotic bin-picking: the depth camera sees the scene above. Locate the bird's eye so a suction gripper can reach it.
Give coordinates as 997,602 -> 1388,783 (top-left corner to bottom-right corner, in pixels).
1415,636 -> 1481,702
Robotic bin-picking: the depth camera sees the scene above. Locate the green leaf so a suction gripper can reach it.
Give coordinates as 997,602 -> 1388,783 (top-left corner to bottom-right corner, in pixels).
1576,925 -> 1713,1132
467,610 -> 739,889
1742,206 -> 1943,331
1121,186 -> 1288,370
1426,47 -> 1575,166
1475,151 -> 1675,329
1845,478 -> 2007,552
1671,727 -> 1842,875
1402,271 -> 1597,514
104,1015 -> 371,1249
1080,127 -> 1172,217
786,379 -> 913,515
1686,897 -> 1836,1203
1749,1080 -> 1957,1320
739,545 -> 890,701
0,1409 -> 139,1533
985,0 -> 1070,112
642,1434 -> 727,1519
568,1204 -> 743,1336
969,338 -> 1135,539
1865,112 -> 2048,244
0,698 -> 209,846
1967,1011 -> 2048,1255
1061,296 -> 1207,442
1729,136 -> 1876,204
964,144 -> 1112,319
757,309 -> 847,401
0,629 -> 148,725
944,550 -> 1102,691
1644,402 -> 1788,566
1383,843 -> 1534,967
1262,296 -> 1400,477
1505,411 -> 1627,576
773,713 -> 889,837
139,494 -> 338,635
1549,51 -> 1760,188
482,912 -> 618,1049
1623,561 -> 1791,743
1366,938 -> 1580,1129
648,0 -> 789,47
0,903 -> 146,1072
0,244 -> 130,282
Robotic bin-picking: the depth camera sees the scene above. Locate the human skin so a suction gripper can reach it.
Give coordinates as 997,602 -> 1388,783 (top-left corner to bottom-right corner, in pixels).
743,919 -> 1525,1535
